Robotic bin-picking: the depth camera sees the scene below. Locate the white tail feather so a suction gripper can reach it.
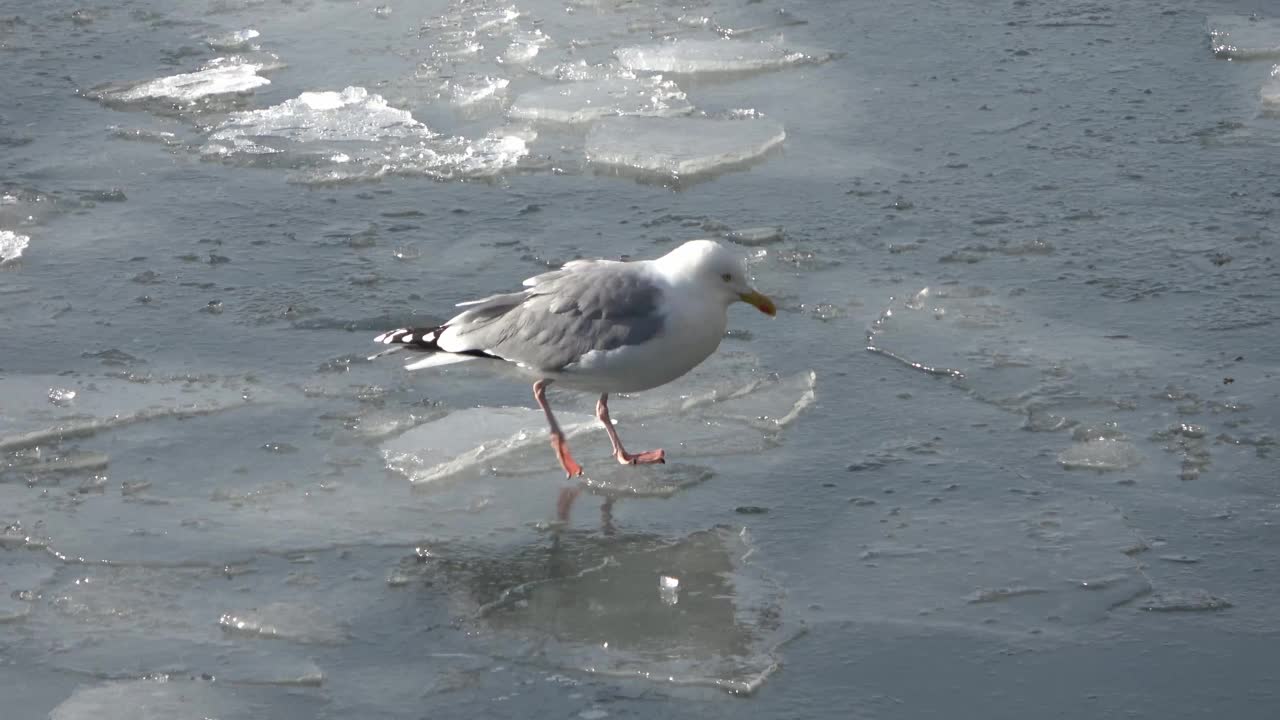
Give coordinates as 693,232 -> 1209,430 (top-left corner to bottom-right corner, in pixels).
404,353 -> 479,371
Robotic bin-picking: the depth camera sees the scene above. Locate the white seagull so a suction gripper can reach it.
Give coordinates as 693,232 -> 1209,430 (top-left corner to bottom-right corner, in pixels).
371,239 -> 776,518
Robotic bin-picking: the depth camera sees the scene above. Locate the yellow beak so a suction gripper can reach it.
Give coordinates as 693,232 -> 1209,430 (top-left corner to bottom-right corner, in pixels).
739,289 -> 777,316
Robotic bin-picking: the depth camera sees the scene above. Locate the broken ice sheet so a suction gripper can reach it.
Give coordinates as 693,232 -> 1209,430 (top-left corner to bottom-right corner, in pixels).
1263,65 -> 1280,108
615,38 -> 832,76
201,86 -> 528,184
801,480 -> 1151,636
586,116 -> 785,182
442,526 -> 798,694
0,373 -> 254,454
0,557 -> 55,622
206,28 -> 260,52
49,679 -> 253,720
22,563 -> 330,681
1058,438 -> 1142,472
380,367 -> 815,492
865,287 -> 1170,434
86,58 -> 276,112
0,229 -> 30,264
509,75 -> 692,124
1207,15 -> 1280,61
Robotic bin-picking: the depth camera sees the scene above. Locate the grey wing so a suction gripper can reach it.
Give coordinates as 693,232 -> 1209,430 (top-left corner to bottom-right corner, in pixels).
443,264 -> 665,372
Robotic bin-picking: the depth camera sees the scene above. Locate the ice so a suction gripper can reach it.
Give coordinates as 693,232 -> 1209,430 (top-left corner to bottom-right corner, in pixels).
447,75 -> 510,107
722,226 -> 785,246
218,601 -> 346,643
0,558 -> 54,622
206,28 -> 260,52
1207,15 -> 1280,60
504,28 -> 551,66
615,39 -> 831,75
509,75 -> 692,124
381,368 -> 816,490
1139,589 -> 1232,612
0,229 -> 29,264
586,116 -> 785,181
208,86 -> 420,147
90,60 -> 271,106
1058,438 -> 1143,472
383,406 -> 595,487
442,527 -> 799,694
0,373 -> 253,453
49,679 -> 250,720
202,86 -> 528,183
18,553 -> 368,681
1263,65 -> 1280,107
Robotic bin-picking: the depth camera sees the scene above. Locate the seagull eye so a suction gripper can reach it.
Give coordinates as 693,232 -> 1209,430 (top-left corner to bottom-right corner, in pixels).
721,273 -> 732,282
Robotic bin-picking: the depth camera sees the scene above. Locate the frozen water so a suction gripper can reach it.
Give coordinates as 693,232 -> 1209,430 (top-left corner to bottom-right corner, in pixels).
586,116 -> 785,180
0,229 -> 29,264
206,28 -> 260,52
7,0 -> 1280,715
504,28 -> 551,66
89,60 -> 272,107
218,601 -> 346,643
383,406 -> 597,487
0,373 -> 253,453
446,75 -> 510,107
1263,65 -> 1280,107
722,226 -> 785,246
509,75 -> 692,124
381,368 -> 816,490
451,527 -> 798,694
0,558 -> 53,622
202,86 -> 528,183
615,39 -> 831,75
207,86 -> 423,148
49,679 -> 251,720
1058,438 -> 1143,472
1207,15 -> 1280,60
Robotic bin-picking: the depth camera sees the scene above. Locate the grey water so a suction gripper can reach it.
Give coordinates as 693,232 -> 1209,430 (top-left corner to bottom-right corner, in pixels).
3,0 -> 1280,717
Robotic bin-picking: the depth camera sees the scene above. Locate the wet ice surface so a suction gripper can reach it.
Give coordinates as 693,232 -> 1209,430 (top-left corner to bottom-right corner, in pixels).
615,39 -> 831,75
202,86 -> 529,184
0,229 -> 29,264
587,116 -> 786,181
509,75 -> 692,124
1208,15 -> 1280,61
5,0 -> 1280,717
90,60 -> 272,106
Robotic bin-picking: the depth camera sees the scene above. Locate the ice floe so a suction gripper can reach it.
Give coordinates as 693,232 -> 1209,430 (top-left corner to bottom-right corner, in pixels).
1263,65 -> 1280,107
432,527 -> 801,694
88,58 -> 274,108
49,679 -> 251,720
206,28 -> 260,52
201,86 -> 528,183
1208,15 -> 1280,60
586,116 -> 785,181
0,229 -> 29,264
509,75 -> 692,124
1058,438 -> 1143,472
615,38 -> 831,75
381,368 -> 815,490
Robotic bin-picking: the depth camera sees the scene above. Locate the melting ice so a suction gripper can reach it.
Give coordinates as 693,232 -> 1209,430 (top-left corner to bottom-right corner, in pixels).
586,116 -> 786,180
616,38 -> 831,75
201,86 -> 528,183
509,75 -> 692,124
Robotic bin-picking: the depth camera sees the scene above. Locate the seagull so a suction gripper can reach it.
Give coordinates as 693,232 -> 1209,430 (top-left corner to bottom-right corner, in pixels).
371,239 -> 777,519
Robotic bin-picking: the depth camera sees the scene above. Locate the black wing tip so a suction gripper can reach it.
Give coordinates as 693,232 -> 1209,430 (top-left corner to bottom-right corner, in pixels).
373,326 -> 444,352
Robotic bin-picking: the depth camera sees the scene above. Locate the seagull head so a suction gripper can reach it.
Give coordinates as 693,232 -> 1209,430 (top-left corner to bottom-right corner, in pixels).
657,239 -> 777,316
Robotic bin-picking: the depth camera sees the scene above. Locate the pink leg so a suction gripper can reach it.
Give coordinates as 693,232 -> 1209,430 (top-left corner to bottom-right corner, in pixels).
597,394 -> 665,465
534,380 -> 584,478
